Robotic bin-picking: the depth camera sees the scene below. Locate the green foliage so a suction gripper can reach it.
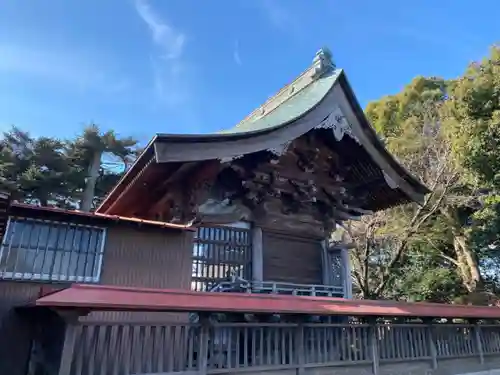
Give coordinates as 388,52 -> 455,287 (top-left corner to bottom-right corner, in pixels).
67,124 -> 138,211
468,194 -> 500,253
352,45 -> 500,303
366,76 -> 447,137
0,124 -> 139,209
0,127 -> 71,205
398,258 -> 463,303
444,46 -> 500,186
72,124 -> 138,167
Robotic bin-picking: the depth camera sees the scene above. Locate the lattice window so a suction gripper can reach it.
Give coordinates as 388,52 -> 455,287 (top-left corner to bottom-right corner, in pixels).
0,217 -> 106,282
328,249 -> 345,289
192,222 -> 252,291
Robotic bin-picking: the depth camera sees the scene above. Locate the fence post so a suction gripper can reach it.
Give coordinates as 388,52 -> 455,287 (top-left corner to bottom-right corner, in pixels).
369,321 -> 379,375
197,314 -> 210,375
473,322 -> 484,365
295,323 -> 305,375
57,312 -> 81,375
424,321 -> 438,370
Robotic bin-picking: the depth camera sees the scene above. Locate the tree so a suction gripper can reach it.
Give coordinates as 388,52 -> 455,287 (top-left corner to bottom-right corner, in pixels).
0,126 -> 71,206
342,211 -> 464,302
344,77 -> 459,300
68,124 -> 138,211
0,124 -> 138,210
444,46 -> 500,251
348,60 -> 500,303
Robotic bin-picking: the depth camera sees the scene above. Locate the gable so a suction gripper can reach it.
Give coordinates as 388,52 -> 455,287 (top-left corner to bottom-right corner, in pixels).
96,48 -> 428,226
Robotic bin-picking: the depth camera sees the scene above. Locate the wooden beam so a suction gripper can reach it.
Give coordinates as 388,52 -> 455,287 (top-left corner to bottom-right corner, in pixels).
147,162 -> 201,216
152,160 -> 222,222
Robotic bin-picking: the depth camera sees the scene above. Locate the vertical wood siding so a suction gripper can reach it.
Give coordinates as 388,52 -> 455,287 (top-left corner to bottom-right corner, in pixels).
0,224 -> 193,375
85,226 -> 194,322
262,230 -> 323,285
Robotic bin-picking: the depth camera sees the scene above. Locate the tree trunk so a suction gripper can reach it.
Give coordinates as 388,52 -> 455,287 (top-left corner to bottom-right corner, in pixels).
81,151 -> 102,212
453,234 -> 483,292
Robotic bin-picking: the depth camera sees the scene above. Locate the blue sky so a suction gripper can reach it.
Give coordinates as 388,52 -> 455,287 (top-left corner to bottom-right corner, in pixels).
0,0 -> 497,145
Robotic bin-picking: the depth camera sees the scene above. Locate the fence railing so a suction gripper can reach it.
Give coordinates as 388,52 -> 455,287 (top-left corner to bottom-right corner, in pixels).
61,322 -> 500,375
210,279 -> 345,297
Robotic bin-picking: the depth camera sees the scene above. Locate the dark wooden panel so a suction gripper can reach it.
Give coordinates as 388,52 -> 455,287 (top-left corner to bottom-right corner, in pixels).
0,281 -> 41,375
262,231 -> 322,285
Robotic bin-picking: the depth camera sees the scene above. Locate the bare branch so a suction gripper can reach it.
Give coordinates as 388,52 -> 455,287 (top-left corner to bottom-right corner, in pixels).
437,253 -> 460,267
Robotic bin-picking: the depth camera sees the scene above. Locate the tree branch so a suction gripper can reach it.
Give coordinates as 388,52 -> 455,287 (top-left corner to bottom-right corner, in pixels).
372,169 -> 457,296
437,253 -> 460,267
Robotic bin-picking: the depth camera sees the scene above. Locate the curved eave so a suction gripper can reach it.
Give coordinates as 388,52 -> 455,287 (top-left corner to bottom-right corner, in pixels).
152,71 -> 429,205
337,72 -> 430,197
97,71 -> 340,215
98,69 -> 430,215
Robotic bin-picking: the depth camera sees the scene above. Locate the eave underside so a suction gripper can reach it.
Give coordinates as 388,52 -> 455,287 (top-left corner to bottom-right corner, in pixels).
109,128 -> 413,230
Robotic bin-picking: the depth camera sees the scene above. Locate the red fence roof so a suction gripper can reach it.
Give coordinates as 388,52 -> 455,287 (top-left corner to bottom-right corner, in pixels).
35,284 -> 500,319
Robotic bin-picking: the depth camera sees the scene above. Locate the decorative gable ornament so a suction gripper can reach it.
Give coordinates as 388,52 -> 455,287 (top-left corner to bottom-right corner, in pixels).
312,47 -> 336,79
316,105 -> 360,144
267,140 -> 292,157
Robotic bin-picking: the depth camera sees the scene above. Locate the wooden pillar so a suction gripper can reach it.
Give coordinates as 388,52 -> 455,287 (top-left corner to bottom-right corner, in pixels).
321,240 -> 330,286
341,246 -> 352,299
251,226 -> 263,283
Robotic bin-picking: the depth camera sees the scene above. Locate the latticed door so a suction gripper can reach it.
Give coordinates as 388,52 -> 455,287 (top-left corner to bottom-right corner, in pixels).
191,223 -> 252,291
326,248 -> 346,296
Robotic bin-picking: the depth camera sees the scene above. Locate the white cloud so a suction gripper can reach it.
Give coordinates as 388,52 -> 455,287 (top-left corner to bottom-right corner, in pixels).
233,39 -> 242,66
134,0 -> 185,60
259,0 -> 291,30
134,0 -> 191,106
256,0 -> 299,34
0,43 -> 129,94
150,57 -> 190,106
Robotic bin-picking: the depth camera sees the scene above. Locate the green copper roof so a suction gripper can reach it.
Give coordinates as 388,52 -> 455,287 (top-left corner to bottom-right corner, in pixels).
219,68 -> 342,135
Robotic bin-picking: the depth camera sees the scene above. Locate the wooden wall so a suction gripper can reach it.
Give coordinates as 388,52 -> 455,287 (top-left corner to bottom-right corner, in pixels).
262,229 -> 323,285
84,225 -> 193,322
0,223 -> 194,375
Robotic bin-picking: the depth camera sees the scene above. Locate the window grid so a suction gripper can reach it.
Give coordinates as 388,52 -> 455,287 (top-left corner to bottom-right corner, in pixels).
192,224 -> 252,292
0,217 -> 106,283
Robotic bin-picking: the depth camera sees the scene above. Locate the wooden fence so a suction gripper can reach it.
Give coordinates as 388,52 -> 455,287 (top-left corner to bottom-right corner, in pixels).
54,322 -> 500,375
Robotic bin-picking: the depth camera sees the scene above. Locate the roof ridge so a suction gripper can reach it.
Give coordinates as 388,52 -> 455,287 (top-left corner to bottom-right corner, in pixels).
231,47 -> 336,130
